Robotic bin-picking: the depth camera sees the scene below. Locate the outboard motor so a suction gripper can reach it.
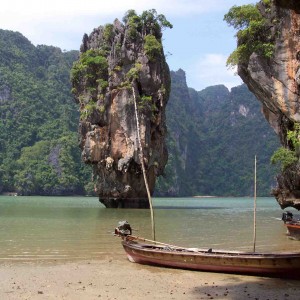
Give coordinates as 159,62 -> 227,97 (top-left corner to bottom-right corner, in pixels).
115,221 -> 132,236
282,211 -> 293,223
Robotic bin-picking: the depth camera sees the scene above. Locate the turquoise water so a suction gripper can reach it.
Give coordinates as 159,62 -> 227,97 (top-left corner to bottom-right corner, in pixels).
0,196 -> 299,262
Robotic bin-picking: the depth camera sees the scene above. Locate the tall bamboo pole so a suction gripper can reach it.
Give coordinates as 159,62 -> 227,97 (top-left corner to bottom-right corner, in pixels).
253,155 -> 257,252
132,86 -> 156,241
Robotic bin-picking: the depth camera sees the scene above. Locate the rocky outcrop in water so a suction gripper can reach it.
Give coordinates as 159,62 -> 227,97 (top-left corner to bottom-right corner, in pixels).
71,10 -> 171,208
236,0 -> 300,209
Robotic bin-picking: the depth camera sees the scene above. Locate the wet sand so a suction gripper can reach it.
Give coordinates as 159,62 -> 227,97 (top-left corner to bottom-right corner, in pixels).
1,256 -> 300,300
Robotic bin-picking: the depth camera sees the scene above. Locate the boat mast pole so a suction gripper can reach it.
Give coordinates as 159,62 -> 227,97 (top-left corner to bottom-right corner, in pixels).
253,155 -> 257,253
132,86 -> 156,241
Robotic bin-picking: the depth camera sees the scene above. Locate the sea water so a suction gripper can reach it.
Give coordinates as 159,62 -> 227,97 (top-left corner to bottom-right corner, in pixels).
0,196 -> 299,262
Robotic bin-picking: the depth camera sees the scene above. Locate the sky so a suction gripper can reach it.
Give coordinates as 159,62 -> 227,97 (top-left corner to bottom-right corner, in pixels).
0,0 -> 253,91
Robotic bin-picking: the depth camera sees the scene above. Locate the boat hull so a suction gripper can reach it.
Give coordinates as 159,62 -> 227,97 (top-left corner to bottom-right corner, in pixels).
285,223 -> 300,240
122,240 -> 300,278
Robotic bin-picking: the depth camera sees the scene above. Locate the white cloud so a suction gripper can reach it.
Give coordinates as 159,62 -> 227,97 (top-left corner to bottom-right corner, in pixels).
0,0 -> 249,49
0,0 -> 248,88
185,54 -> 243,91
1,0 -> 236,20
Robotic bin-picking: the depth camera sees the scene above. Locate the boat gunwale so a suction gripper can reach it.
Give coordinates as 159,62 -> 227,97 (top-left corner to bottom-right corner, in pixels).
122,239 -> 300,259
285,223 -> 300,229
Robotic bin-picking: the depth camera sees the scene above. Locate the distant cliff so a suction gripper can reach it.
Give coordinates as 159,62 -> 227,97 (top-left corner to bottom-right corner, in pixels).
71,10 -> 171,208
231,0 -> 300,209
155,70 -> 279,197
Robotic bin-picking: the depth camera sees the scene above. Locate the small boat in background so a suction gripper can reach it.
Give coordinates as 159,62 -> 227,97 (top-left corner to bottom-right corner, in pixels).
282,211 -> 300,240
115,221 -> 300,279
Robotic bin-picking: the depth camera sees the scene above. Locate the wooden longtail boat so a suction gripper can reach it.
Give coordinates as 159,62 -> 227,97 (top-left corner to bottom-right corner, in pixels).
115,222 -> 300,278
122,101 -> 300,277
282,211 -> 300,240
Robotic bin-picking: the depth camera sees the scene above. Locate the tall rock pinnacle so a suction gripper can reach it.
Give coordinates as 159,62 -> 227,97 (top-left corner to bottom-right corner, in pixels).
226,1 -> 300,209
71,10 -> 171,208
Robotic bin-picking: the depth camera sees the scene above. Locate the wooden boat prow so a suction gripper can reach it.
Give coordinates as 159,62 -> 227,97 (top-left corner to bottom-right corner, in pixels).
115,222 -> 300,279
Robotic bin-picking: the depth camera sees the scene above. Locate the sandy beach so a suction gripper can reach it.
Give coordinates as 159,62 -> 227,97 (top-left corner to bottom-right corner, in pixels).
1,255 -> 300,300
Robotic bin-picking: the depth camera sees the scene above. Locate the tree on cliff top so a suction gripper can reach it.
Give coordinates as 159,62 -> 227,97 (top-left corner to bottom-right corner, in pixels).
224,1 -> 274,68
123,9 -> 173,39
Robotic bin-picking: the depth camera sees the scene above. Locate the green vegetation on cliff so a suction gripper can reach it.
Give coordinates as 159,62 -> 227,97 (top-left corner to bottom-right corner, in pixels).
71,9 -> 172,125
271,123 -> 300,171
224,2 -> 274,67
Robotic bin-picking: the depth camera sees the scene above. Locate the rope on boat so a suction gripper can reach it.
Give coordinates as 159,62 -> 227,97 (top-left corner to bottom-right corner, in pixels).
132,85 -> 156,241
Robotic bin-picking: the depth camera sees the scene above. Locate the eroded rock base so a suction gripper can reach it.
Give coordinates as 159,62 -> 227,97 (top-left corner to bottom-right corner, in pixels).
99,198 -> 150,208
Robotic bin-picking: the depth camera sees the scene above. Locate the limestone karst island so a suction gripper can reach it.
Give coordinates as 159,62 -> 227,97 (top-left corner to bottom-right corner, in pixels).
71,10 -> 172,208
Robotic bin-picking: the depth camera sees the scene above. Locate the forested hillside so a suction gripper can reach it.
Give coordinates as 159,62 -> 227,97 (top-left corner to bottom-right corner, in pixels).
0,30 -> 280,197
0,30 -> 93,195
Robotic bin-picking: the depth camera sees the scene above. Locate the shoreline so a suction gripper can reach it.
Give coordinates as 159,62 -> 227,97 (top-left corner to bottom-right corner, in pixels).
1,257 -> 300,299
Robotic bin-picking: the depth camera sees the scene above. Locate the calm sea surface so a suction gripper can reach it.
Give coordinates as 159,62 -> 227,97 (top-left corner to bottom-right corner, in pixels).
0,196 -> 299,262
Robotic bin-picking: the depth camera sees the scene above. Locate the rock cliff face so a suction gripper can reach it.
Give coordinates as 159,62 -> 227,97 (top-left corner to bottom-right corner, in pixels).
71,11 -> 170,208
238,0 -> 300,209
